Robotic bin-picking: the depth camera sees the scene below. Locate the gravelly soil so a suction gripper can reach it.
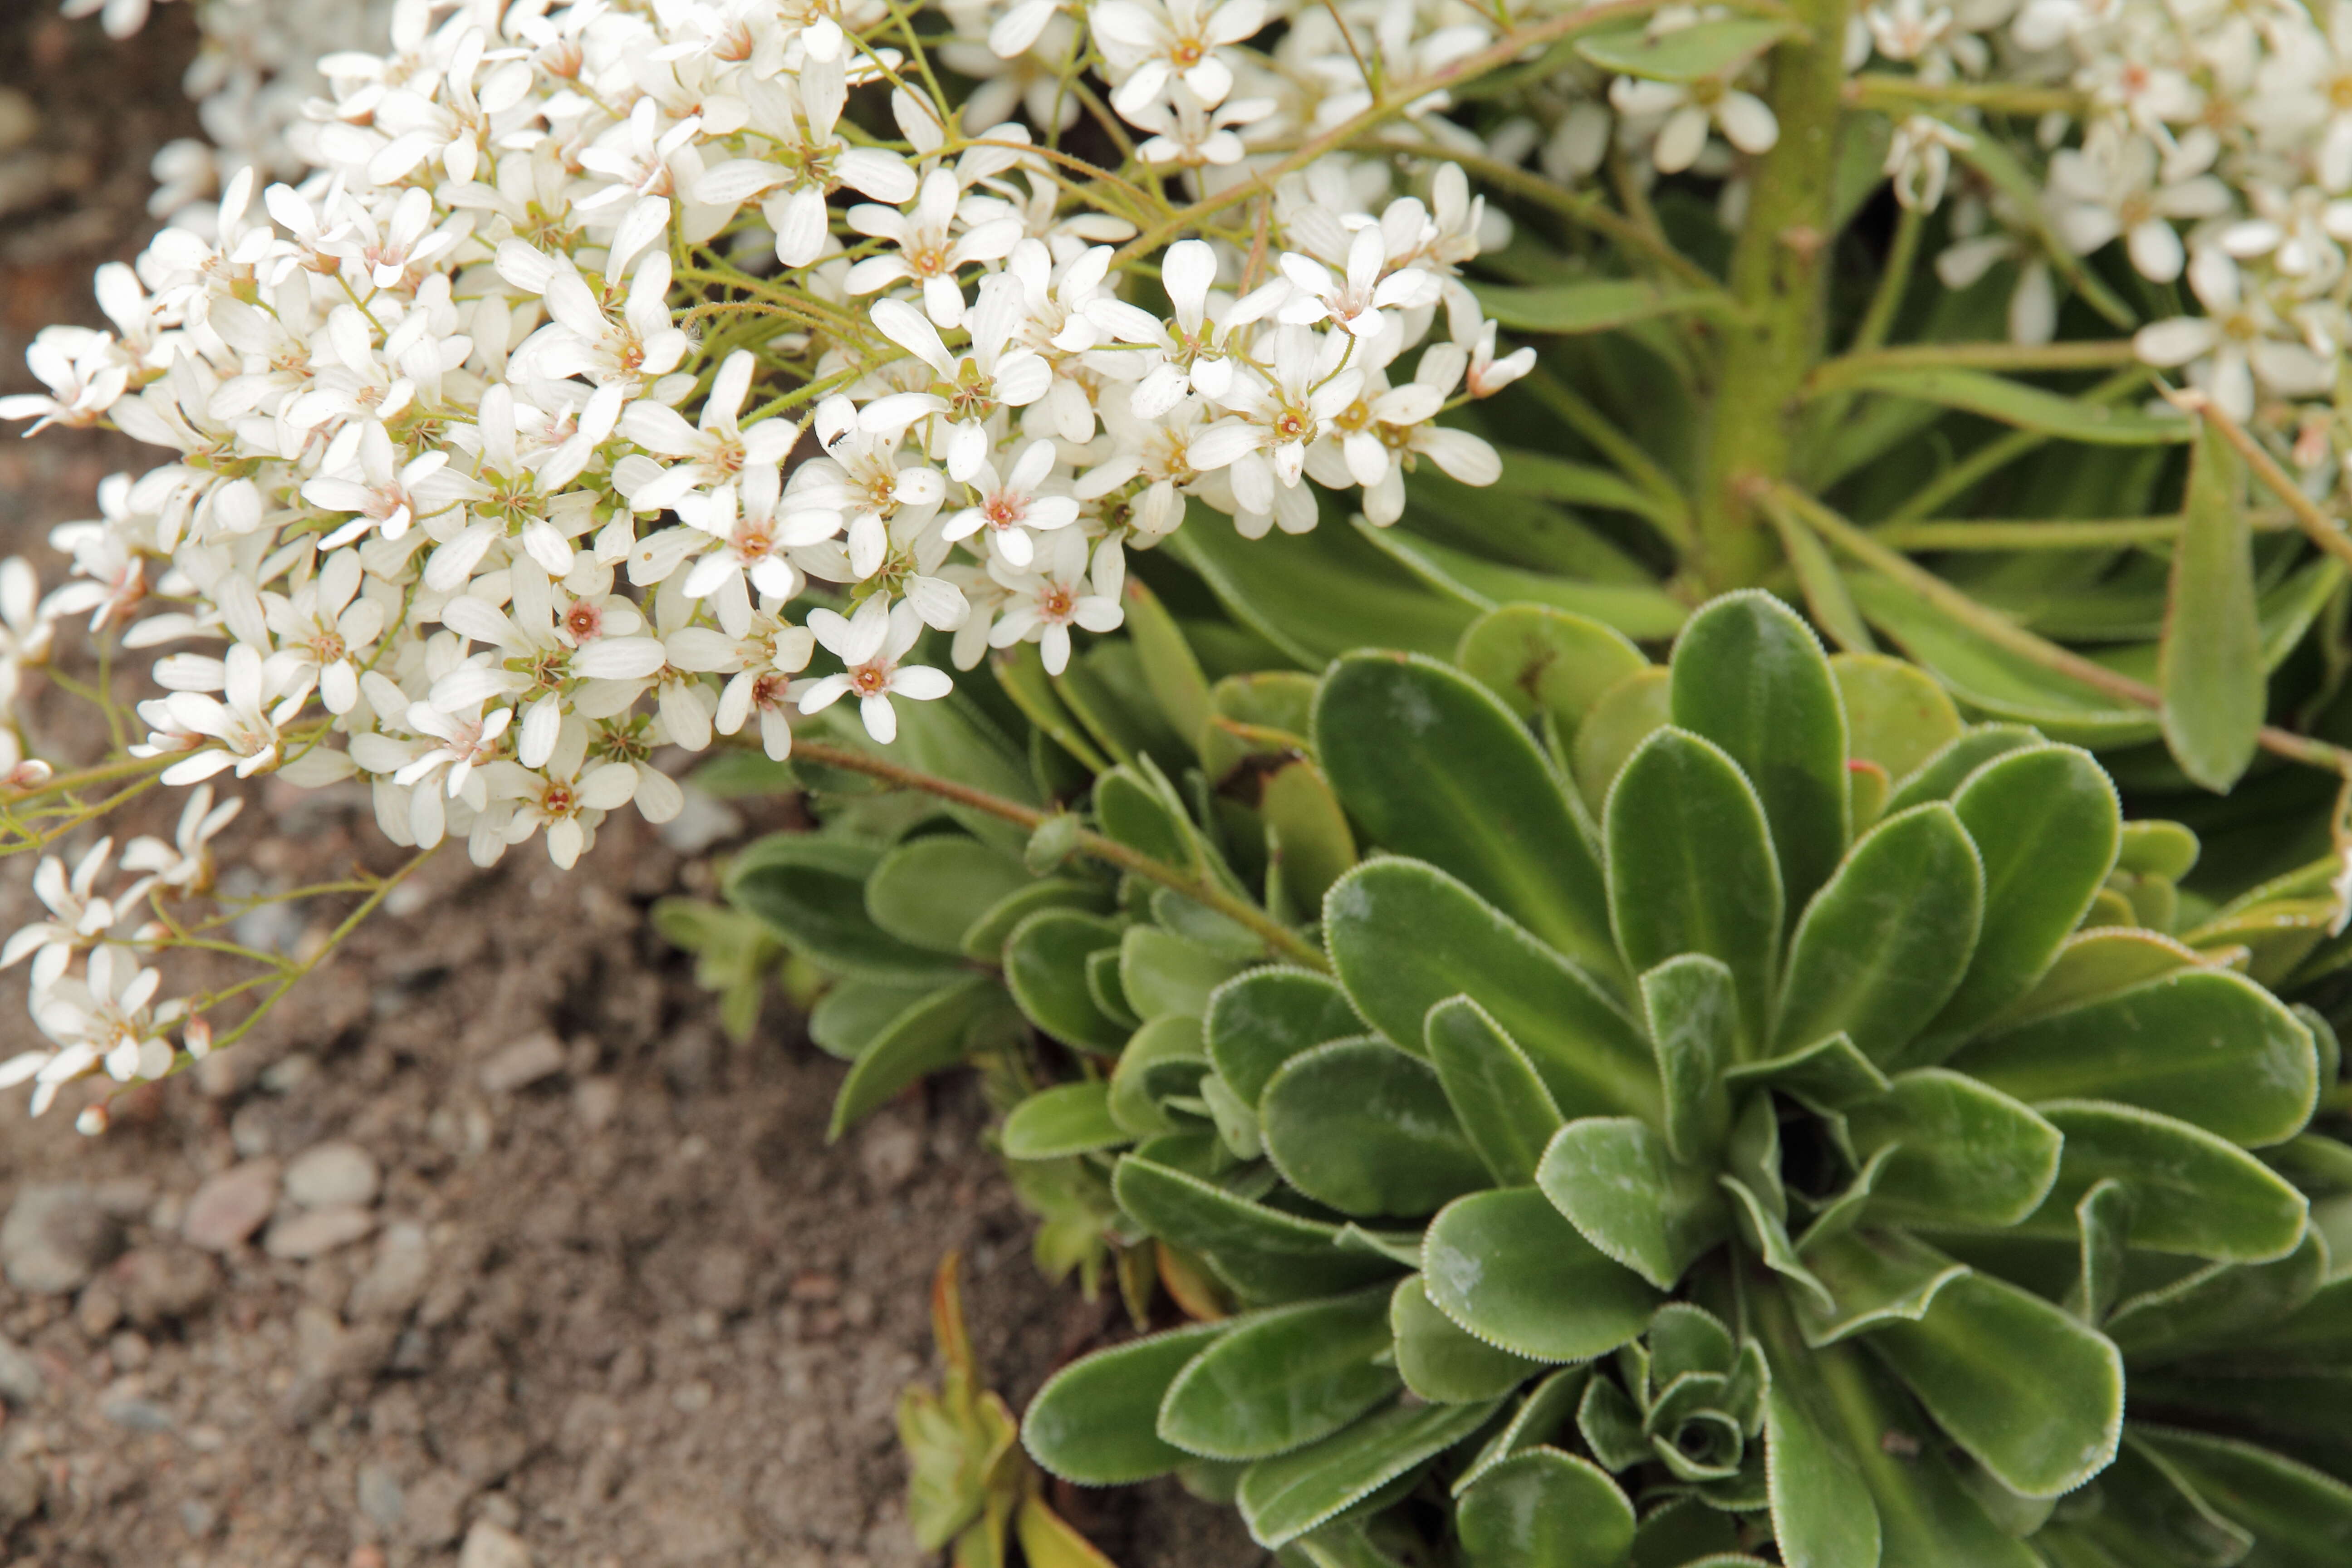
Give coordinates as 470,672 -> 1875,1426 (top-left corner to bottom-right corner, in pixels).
0,11 -> 1260,1566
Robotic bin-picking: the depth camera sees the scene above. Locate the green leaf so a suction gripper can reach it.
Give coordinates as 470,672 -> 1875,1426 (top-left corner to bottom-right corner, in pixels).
1004,910 -> 1129,1052
1866,1271 -> 2123,1498
892,693 -> 1043,858
996,645 -> 1115,775
808,978 -> 950,1061
1391,1276 -> 1544,1404
1607,730 -> 1784,1054
1425,995 -> 1565,1188
1094,766 -> 1200,873
1538,1116 -> 1730,1291
1422,1188 -> 1661,1362
1002,1082 -> 1128,1161
1573,667 -> 1673,817
1469,278 -> 1730,335
1455,605 -> 1650,736
2053,1434 -> 2254,1568
1772,804 -> 1985,1063
1087,947 -> 1140,1029
1993,927 -> 2206,1028
1833,653 -> 1964,782
1113,1156 -> 1403,1304
1456,1448 -> 1637,1568
2103,1231 -> 2328,1364
2136,1427 -> 2352,1567
1828,366 -> 2191,445
1763,1372 -> 1882,1568
2117,818 -> 2202,880
1779,508 -> 1878,655
1158,1288 -> 1401,1461
1122,576 -> 1212,756
1259,759 -> 1359,911
1109,1014 -> 1211,1138
1259,1039 -> 1490,1218
1022,1321 -> 1229,1485
2067,1177 -> 2132,1326
1166,506 -> 1475,668
1882,724 -> 2047,813
2014,1100 -> 2309,1262
728,835 -> 969,984
1806,1339 -> 2045,1568
1202,671 -> 1318,782
1670,590 -> 1851,915
1630,1495 -> 1743,1568
1457,1367 -> 1594,1494
1323,860 -> 1658,1122
828,977 -> 1013,1138
2161,418 -> 2266,792
960,878 -> 1109,960
1057,639 -> 1191,768
1794,1224 -> 1971,1346
1642,957 -> 1740,1172
1845,1069 -> 2063,1229
1850,573 -> 2160,748
1574,15 -> 1791,78
1316,652 -> 1618,980
1721,1034 -> 1890,1111
1950,969 -> 2319,1147
1907,744 -> 2120,1058
1236,1399 -> 1501,1550
865,835 -> 1034,954
1575,1374 -> 1651,1470
1207,968 -> 1365,1108
1349,519 -> 1689,641
1121,926 -> 1249,1022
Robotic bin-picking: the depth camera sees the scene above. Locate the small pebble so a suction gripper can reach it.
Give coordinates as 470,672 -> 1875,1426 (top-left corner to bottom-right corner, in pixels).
100,1392 -> 175,1433
111,1245 -> 221,1327
283,1142 -> 380,1210
264,1206 -> 377,1261
182,1161 -> 280,1253
0,1184 -> 118,1294
0,1336 -> 44,1407
348,1224 -> 431,1319
356,1462 -> 404,1533
458,1520 -> 532,1568
478,1031 -> 565,1094
671,1380 -> 713,1413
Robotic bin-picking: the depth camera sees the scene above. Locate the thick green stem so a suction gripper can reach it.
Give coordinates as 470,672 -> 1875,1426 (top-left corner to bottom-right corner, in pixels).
1695,0 -> 1854,591
792,740 -> 1329,970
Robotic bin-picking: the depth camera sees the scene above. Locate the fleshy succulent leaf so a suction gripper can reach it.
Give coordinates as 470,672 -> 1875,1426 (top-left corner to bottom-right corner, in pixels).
1425,995 -> 1567,1187
1235,1399 -> 1502,1549
1156,1287 -> 1401,1461
1639,953 -> 1739,1166
1668,590 -> 1852,915
1111,1156 -> 1404,1304
1455,1448 -> 1637,1568
2016,1100 -> 2310,1262
1258,1038 -> 1490,1218
1843,1068 -> 2064,1229
1391,1275 -> 1546,1403
1022,1321 -> 1230,1486
1315,651 -> 1619,979
1205,967 -> 1366,1107
1538,1116 -> 1730,1291
1421,1187 -> 1661,1361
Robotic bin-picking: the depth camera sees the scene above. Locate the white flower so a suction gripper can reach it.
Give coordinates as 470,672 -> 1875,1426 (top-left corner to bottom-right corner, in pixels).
0,327 -> 129,435
2047,129 -> 2230,284
1277,226 -> 1440,340
121,784 -> 242,895
617,350 -> 800,514
260,550 -> 386,715
1,839 -> 132,994
520,252 -> 691,396
863,282 -> 1054,481
483,719 -> 641,870
796,598 -> 952,743
677,461 -> 835,607
942,439 -> 1080,567
1092,0 -> 1266,116
845,168 -> 1027,328
23,946 -> 186,1112
1610,76 -> 1780,174
0,559 -> 55,706
2135,249 -> 2334,421
147,642 -> 314,786
985,529 -> 1125,673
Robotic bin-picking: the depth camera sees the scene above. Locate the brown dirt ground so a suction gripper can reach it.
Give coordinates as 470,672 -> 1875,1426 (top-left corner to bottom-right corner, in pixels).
0,11 -> 1260,1566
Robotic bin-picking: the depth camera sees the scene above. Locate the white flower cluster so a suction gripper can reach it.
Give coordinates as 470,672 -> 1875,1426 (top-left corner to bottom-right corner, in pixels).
7,0 -> 1550,1111
1852,0 -> 2352,434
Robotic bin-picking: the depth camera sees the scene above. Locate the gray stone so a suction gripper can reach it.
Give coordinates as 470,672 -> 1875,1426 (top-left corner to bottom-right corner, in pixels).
182,1161 -> 279,1252
402,1469 -> 470,1548
458,1520 -> 533,1568
0,1335 -> 44,1407
99,1392 -> 175,1432
0,1184 -> 118,1294
348,1224 -> 431,1319
478,1031 -> 565,1094
0,1460 -> 39,1529
263,1205 -> 377,1260
283,1141 -> 380,1210
356,1462 -> 405,1533
111,1245 -> 221,1326
857,1116 -> 924,1194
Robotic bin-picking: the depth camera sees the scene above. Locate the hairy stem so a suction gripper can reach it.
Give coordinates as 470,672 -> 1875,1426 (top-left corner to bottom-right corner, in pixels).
1695,0 -> 1853,591
792,740 -> 1329,970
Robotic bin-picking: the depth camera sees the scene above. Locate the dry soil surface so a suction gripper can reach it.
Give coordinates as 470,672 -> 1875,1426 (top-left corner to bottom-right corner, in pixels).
0,11 -> 1258,1566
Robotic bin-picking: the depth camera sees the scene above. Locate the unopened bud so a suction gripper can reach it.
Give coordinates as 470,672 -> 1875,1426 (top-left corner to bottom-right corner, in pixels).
183,1017 -> 213,1059
4,760 -> 49,789
75,1105 -> 108,1137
